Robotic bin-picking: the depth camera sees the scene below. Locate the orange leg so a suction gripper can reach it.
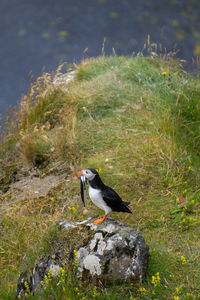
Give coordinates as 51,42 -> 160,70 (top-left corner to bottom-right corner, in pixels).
93,214 -> 109,225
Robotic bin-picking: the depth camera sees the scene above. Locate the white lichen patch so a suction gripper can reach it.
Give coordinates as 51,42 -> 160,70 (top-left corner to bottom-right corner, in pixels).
97,240 -> 107,255
128,236 -> 137,248
125,267 -> 135,279
61,217 -> 92,229
90,232 -> 103,251
62,221 -> 77,229
83,255 -> 101,275
49,264 -> 61,277
101,223 -> 117,233
105,239 -> 114,251
77,247 -> 89,260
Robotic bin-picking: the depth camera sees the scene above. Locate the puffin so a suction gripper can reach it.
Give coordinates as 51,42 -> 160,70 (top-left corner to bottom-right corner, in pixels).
77,168 -> 132,224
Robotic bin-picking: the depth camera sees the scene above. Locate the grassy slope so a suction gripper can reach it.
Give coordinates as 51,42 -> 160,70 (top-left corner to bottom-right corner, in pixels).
0,56 -> 200,299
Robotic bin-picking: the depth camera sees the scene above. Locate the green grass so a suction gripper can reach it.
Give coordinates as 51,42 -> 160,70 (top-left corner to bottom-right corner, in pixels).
0,55 -> 200,299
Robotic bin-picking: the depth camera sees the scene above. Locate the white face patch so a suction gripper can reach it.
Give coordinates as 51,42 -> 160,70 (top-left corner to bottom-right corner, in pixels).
82,169 -> 96,181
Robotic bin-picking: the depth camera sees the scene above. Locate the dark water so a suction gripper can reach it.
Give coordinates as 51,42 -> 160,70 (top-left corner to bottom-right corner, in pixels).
1,0 -> 200,122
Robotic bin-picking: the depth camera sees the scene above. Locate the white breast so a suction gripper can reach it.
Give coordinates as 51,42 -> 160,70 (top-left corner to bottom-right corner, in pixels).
88,185 -> 112,215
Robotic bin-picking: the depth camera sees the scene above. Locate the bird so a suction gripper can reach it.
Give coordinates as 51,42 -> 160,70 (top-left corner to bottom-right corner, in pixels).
77,168 -> 132,225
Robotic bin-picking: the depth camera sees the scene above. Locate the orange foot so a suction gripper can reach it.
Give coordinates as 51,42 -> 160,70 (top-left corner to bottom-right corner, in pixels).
93,215 -> 109,225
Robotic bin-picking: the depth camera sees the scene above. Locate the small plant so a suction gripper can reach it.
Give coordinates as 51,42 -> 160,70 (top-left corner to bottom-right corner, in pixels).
151,272 -> 161,288
139,286 -> 147,296
180,255 -> 187,265
57,266 -> 66,293
171,193 -> 199,231
40,268 -> 53,290
92,286 -> 100,298
73,249 -> 79,270
24,280 -> 30,298
68,206 -> 78,219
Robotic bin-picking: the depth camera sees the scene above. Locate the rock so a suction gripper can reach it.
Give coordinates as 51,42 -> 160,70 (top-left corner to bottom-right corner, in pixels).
73,217 -> 149,284
16,217 -> 149,298
16,252 -> 63,299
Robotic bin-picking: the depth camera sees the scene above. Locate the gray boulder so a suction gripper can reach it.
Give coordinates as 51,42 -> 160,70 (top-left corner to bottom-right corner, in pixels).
16,217 -> 149,298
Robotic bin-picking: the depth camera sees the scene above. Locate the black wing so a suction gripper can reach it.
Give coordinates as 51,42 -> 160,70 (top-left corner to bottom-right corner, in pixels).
102,185 -> 132,213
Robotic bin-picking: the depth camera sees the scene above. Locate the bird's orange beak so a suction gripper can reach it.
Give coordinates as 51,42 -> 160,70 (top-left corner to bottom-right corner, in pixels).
77,170 -> 83,178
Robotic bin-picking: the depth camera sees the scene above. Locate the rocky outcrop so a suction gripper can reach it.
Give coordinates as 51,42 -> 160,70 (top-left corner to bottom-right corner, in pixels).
68,217 -> 149,283
16,217 -> 149,298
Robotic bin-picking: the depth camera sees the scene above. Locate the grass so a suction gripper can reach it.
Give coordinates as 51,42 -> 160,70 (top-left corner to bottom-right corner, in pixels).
0,54 -> 200,299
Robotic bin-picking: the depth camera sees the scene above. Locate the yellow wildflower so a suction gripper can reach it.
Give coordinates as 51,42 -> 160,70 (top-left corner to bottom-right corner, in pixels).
188,165 -> 192,171
24,281 -> 30,294
72,206 -> 77,213
152,272 -> 160,287
74,249 -> 79,267
139,287 -> 147,293
180,255 -> 187,264
40,280 -> 44,286
161,71 -> 167,75
50,197 -> 55,202
60,266 -> 65,277
174,296 -> 180,300
93,285 -> 100,297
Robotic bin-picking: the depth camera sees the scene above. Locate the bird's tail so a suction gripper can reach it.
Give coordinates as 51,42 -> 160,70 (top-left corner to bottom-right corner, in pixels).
123,201 -> 130,206
122,201 -> 132,213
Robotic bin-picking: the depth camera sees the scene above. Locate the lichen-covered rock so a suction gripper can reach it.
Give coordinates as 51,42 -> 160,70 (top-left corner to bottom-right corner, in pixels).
71,217 -> 149,284
16,217 -> 149,298
16,252 -> 63,299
